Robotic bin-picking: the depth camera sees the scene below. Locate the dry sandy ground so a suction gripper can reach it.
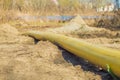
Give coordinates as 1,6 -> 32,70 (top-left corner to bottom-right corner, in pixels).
0,16 -> 120,80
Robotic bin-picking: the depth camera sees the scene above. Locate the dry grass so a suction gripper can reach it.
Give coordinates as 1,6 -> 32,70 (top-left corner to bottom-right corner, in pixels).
0,0 -> 93,15
0,0 -> 82,23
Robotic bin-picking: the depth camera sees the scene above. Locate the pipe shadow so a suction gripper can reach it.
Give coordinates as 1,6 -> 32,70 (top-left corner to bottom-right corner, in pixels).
59,47 -> 113,80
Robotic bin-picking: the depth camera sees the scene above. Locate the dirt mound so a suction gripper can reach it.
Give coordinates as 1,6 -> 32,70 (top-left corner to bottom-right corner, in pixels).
70,15 -> 86,25
63,17 -> 120,38
44,15 -> 92,34
0,20 -> 117,80
0,24 -> 19,34
0,41 -> 102,80
73,27 -> 120,38
0,24 -> 104,80
0,24 -> 34,44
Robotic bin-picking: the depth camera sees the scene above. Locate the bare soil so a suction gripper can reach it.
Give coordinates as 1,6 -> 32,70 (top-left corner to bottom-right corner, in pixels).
0,16 -> 119,80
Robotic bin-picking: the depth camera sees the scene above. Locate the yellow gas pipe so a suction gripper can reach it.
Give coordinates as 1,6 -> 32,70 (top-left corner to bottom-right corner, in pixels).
24,31 -> 120,77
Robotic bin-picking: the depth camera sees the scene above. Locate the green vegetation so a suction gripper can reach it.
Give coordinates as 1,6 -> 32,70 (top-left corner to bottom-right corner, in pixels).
107,65 -> 120,80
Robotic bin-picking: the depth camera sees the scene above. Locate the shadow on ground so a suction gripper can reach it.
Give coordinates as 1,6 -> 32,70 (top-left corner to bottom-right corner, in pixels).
59,47 -> 113,80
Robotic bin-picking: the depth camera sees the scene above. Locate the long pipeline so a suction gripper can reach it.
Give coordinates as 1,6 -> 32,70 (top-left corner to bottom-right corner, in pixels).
24,31 -> 120,77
